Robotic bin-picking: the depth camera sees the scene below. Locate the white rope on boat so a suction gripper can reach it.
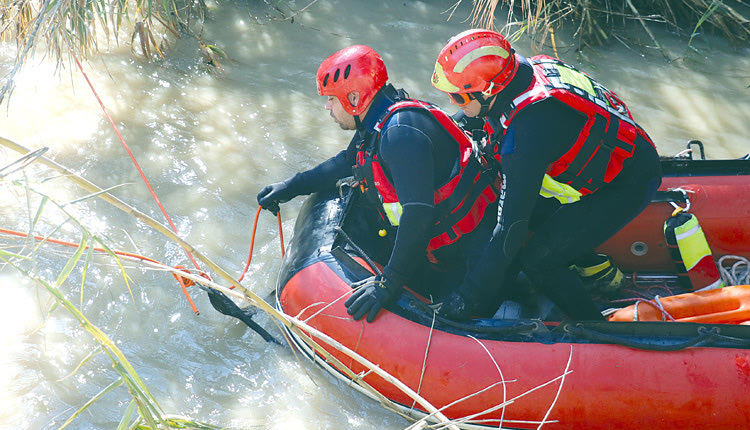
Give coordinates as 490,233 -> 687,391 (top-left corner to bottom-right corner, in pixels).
718,255 -> 750,286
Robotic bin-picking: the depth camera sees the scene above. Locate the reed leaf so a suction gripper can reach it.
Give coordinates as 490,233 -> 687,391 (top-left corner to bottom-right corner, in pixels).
57,346 -> 104,381
81,245 -> 94,305
58,377 -> 126,430
62,183 -> 134,207
0,255 -> 172,427
55,230 -> 89,286
0,248 -> 31,260
118,400 -> 139,430
689,0 -> 722,46
17,177 -> 137,300
471,0 -> 749,49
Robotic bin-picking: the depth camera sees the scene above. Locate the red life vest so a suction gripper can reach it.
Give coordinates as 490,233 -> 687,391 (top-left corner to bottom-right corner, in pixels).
496,55 -> 655,195
354,99 -> 502,253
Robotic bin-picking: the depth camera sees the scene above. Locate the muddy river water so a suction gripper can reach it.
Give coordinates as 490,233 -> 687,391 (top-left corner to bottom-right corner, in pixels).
1,0 -> 748,428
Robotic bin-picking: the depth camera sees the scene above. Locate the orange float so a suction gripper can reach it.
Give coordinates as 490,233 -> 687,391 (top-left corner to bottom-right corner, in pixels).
607,285 -> 750,323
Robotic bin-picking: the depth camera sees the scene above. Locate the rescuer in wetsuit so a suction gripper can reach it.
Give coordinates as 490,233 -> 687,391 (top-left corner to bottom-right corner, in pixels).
257,45 -> 500,322
430,29 -> 663,321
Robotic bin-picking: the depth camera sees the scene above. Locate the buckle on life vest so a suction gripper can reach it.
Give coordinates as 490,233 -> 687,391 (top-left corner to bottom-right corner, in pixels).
336,176 -> 359,198
468,128 -> 499,171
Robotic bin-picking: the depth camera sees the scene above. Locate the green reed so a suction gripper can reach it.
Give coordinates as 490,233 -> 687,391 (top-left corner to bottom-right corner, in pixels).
0,172 -> 219,429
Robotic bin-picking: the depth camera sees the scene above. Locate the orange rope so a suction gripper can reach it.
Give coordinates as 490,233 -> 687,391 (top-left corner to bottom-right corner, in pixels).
64,54 -> 288,310
71,53 -> 202,312
237,207 -> 262,283
237,208 -> 286,283
0,227 -> 202,313
277,212 -> 286,257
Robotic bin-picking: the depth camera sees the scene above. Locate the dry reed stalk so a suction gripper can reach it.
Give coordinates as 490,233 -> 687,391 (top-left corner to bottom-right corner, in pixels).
131,260 -> 460,429
471,0 -> 749,49
405,338 -> 573,429
0,136 -> 459,429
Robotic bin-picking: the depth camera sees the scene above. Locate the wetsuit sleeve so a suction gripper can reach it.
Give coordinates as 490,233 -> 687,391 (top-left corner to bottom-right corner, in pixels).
377,111 -> 440,286
460,100 -> 584,297
283,136 -> 358,195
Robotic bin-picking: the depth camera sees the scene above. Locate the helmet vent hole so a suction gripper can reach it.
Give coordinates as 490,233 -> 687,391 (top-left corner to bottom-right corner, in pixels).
323,74 -> 329,87
344,64 -> 351,79
333,68 -> 340,82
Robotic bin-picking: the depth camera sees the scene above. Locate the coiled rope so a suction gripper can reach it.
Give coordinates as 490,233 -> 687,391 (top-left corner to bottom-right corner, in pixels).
718,255 -> 750,286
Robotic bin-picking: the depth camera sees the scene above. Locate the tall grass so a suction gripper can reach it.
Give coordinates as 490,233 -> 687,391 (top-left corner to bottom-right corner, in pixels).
470,0 -> 749,53
0,0 -> 207,104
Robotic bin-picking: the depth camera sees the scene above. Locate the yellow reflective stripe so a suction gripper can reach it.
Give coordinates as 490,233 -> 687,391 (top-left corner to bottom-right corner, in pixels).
539,174 -> 582,204
432,62 -> 460,92
383,202 -> 403,226
454,46 -> 510,73
556,66 -> 596,97
674,215 -> 712,270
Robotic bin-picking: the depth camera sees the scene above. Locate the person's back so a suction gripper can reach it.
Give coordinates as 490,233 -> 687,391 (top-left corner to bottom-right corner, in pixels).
430,29 -> 662,321
257,44 -> 501,323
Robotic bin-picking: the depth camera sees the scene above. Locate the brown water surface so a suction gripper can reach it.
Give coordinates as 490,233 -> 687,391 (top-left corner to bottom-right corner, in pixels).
0,0 -> 748,428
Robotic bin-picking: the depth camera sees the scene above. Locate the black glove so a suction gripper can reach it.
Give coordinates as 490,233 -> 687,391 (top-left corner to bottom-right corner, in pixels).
345,274 -> 402,323
436,289 -> 472,321
257,181 -> 296,214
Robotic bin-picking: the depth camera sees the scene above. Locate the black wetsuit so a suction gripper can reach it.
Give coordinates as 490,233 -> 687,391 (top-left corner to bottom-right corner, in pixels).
457,57 -> 663,320
279,85 -> 496,294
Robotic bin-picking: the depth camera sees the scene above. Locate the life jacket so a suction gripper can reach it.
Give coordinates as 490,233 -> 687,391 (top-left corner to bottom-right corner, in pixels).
353,99 -> 502,253
494,55 -> 655,196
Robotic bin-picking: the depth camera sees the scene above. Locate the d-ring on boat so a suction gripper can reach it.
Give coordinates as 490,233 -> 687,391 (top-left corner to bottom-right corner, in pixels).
275,143 -> 750,430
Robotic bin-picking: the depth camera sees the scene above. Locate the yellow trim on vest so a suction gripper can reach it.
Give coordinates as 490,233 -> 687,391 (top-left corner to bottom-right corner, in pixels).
383,202 -> 403,226
556,65 -> 596,97
539,174 -> 582,204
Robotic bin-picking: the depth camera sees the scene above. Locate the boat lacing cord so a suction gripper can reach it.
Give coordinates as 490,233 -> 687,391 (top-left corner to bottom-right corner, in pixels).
334,226 -> 382,276
564,324 -> 750,351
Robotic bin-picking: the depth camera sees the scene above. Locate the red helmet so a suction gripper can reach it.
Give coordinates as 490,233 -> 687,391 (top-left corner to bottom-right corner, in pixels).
316,45 -> 388,116
432,29 -> 518,97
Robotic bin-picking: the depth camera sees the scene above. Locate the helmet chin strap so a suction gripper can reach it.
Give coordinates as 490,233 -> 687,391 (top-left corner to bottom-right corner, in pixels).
354,115 -> 364,131
477,93 -> 496,117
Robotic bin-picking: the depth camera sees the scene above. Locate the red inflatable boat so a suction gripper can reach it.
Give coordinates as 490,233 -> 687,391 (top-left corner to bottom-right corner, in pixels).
276,147 -> 750,430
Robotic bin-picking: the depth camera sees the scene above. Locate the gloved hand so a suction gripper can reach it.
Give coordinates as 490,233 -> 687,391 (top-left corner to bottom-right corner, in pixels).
345,274 -> 402,323
257,181 -> 296,214
436,289 -> 472,321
